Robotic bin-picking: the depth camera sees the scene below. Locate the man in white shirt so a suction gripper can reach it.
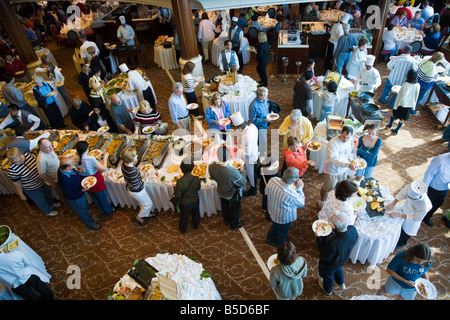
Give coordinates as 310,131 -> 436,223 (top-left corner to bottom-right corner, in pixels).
117,16 -> 136,46
356,55 -> 381,92
119,63 -> 158,110
197,12 -> 216,63
229,17 -> 245,73
0,104 -> 43,132
218,40 -> 240,74
385,181 -> 432,248
320,126 -> 357,203
421,152 -> 450,227
79,33 -> 99,64
379,45 -> 414,106
168,82 -> 190,132
324,13 -> 351,71
382,24 -> 399,60
421,0 -> 434,21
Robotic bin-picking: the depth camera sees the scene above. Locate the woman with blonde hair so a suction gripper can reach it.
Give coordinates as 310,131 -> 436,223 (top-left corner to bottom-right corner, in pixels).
133,99 -> 168,135
181,61 -> 200,118
121,147 -> 157,225
205,92 -> 231,131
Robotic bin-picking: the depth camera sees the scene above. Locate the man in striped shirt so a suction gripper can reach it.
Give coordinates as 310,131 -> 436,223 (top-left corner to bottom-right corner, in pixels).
265,167 -> 305,247
379,45 -> 415,107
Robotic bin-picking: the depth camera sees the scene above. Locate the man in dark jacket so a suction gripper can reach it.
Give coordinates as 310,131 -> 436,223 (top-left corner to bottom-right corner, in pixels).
316,211 -> 358,295
69,98 -> 93,130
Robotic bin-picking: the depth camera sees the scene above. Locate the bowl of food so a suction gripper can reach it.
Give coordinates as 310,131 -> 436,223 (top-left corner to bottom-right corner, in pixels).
0,225 -> 12,249
267,254 -> 279,270
350,196 -> 367,211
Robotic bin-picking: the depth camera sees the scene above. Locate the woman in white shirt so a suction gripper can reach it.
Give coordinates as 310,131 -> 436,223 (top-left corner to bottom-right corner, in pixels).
382,24 -> 399,60
384,69 -> 420,135
45,62 -> 73,108
318,179 -> 359,226
181,61 -> 200,118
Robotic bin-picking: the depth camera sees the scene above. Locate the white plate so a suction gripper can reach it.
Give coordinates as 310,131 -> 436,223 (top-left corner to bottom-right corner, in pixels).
392,85 -> 401,94
132,107 -> 140,113
81,176 -> 97,189
267,254 -> 279,270
350,196 -> 367,211
415,278 -> 438,299
63,149 -> 76,157
312,219 -> 333,237
196,76 -> 205,82
89,149 -> 102,158
307,141 -> 322,152
142,126 -> 155,134
266,113 -> 279,121
97,126 -> 109,133
187,103 -> 198,110
351,157 -> 367,170
218,118 -> 231,126
247,46 -> 255,51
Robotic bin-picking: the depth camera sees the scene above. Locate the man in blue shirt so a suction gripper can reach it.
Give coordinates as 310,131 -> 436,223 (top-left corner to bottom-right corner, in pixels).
109,94 -> 134,135
168,82 -> 190,132
334,23 -> 358,74
250,86 -> 270,157
408,11 -> 425,30
422,152 -> 450,227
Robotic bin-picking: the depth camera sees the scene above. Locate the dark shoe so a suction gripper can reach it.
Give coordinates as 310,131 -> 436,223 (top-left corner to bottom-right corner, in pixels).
132,217 -> 148,226
243,187 -> 257,197
99,214 -> 112,222
423,218 -> 433,227
391,129 -> 398,135
89,223 -> 102,230
145,213 -> 159,219
442,216 -> 450,229
378,99 -> 386,104
230,220 -> 245,230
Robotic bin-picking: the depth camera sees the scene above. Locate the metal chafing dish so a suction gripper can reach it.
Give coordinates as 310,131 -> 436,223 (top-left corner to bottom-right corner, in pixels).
0,133 -> 15,156
142,138 -> 170,169
85,134 -> 105,151
102,136 -> 127,159
326,114 -> 345,140
54,132 -> 79,155
124,137 -> 148,164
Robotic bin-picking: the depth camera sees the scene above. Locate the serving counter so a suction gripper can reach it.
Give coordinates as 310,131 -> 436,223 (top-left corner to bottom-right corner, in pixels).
276,30 -> 309,74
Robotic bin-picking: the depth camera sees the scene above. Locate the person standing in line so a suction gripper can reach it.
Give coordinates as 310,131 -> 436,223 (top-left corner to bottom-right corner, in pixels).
249,86 -> 271,157
120,148 -> 158,226
421,152 -> 450,227
269,241 -> 308,300
355,124 -> 382,180
265,167 -> 305,248
58,157 -> 101,230
255,32 -> 270,87
415,52 -> 444,112
208,146 -> 247,230
173,157 -> 201,234
324,13 -> 351,71
32,76 -> 65,129
181,61 -> 201,118
278,109 -> 314,149
316,210 -> 358,296
292,70 -> 314,118
168,82 -> 191,132
334,23 -> 358,75
229,17 -> 245,73
197,12 -> 216,63
109,94 -> 135,135
258,153 -> 280,221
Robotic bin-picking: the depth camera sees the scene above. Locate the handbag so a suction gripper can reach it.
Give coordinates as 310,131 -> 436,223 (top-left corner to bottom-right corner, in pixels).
170,176 -> 195,213
268,100 -> 281,114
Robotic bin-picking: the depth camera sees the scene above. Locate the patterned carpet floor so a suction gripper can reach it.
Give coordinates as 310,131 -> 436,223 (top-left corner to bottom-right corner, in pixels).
1,36 -> 449,301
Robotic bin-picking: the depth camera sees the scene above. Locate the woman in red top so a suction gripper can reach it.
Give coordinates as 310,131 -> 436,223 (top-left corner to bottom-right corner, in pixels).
4,53 -> 27,80
282,136 -> 316,178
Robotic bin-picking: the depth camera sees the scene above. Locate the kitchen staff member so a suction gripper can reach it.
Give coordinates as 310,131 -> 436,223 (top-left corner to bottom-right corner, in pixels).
117,16 -> 135,46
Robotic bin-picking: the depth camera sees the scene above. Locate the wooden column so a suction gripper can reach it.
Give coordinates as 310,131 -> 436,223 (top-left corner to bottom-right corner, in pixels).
171,0 -> 198,60
371,0 -> 391,64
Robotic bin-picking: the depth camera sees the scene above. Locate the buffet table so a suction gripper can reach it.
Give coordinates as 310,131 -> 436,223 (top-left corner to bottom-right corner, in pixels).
35,48 -> 58,66
153,41 -> 178,70
350,185 -> 404,266
201,74 -> 258,122
111,253 -> 221,300
211,36 -> 251,67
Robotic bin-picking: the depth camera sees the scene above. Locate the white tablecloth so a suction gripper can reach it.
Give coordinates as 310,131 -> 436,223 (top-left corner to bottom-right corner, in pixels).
154,44 -> 179,70
391,27 -> 423,51
201,74 -> 258,122
211,37 -> 250,67
350,186 -> 404,266
312,76 -> 354,121
258,16 -> 278,32
35,48 -> 57,66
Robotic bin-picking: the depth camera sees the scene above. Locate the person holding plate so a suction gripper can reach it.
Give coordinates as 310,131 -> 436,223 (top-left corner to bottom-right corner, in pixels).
75,141 -> 114,220
58,157 -> 101,230
250,86 -> 271,157
181,61 -> 200,118
205,93 -> 232,132
32,75 -> 65,129
282,136 -> 317,179
3,53 -> 28,82
133,99 -> 168,135
355,124 -> 382,180
377,244 -> 433,300
316,210 -> 358,296
84,105 -> 118,133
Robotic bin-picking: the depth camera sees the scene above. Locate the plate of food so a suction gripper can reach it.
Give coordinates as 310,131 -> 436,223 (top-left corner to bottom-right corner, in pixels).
89,149 -> 102,158
63,149 -> 77,157
267,254 -> 279,270
415,278 -> 438,299
307,141 -> 322,151
167,165 -> 180,173
266,113 -> 279,121
97,126 -> 109,133
392,85 -> 401,93
195,76 -> 205,82
247,46 -> 255,51
141,163 -> 154,172
46,91 -> 57,97
437,66 -> 445,74
186,103 -> 199,110
142,126 -> 155,134
350,196 -> 367,211
132,107 -> 140,113
192,163 -> 207,178
231,159 -> 244,170
351,158 -> 367,170
312,219 -> 333,237
218,118 -> 231,126
81,176 -> 97,189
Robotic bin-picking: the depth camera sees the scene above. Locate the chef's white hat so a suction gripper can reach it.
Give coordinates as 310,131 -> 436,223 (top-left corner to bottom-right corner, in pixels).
407,180 -> 427,199
366,55 -> 376,66
119,63 -> 129,73
119,16 -> 126,24
230,111 -> 244,126
341,13 -> 352,24
232,16 -> 239,22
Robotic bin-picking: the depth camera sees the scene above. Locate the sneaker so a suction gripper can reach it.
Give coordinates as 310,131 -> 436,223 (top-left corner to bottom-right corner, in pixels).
318,277 -> 332,296
339,283 -> 346,290
46,211 -> 59,217
52,202 -> 62,208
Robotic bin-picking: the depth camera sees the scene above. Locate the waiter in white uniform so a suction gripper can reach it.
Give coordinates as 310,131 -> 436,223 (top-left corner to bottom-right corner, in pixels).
385,180 -> 432,248
119,63 -> 157,110
117,16 -> 135,46
356,55 -> 381,92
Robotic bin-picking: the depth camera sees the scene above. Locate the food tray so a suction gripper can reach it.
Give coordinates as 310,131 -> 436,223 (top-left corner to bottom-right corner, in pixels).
85,134 -> 105,151
323,70 -> 342,87
144,138 -> 170,169
0,134 -> 15,155
102,137 -> 127,158
124,138 -> 148,164
359,178 -> 385,218
54,133 -> 79,155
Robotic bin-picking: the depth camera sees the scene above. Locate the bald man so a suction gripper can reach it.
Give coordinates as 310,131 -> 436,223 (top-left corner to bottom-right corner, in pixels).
109,94 -> 134,135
